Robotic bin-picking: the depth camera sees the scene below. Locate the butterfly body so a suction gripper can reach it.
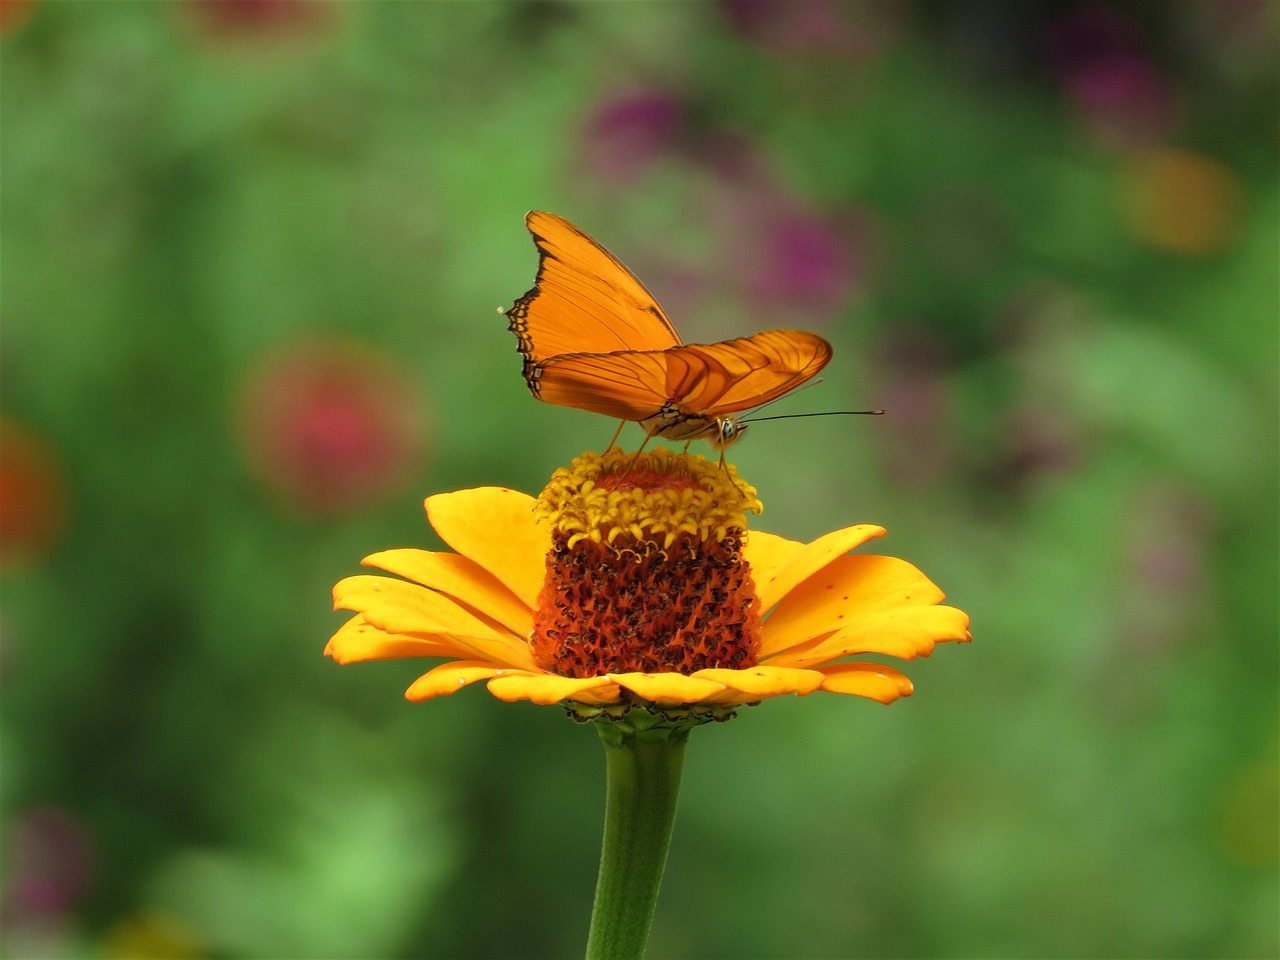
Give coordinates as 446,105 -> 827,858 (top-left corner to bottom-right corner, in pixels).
506,211 -> 832,448
640,404 -> 743,450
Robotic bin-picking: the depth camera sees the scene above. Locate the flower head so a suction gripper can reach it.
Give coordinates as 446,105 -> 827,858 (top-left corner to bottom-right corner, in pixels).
235,338 -> 429,515
0,417 -> 67,568
327,449 -> 969,718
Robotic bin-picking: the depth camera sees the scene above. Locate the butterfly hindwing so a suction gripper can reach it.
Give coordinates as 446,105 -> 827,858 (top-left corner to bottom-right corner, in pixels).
534,330 -> 832,422
659,330 -> 832,413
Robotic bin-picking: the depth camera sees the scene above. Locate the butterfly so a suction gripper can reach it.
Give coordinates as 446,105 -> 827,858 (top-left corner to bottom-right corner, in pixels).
504,211 -> 833,449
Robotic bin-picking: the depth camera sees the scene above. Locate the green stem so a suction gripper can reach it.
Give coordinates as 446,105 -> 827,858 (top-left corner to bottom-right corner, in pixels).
585,722 -> 690,960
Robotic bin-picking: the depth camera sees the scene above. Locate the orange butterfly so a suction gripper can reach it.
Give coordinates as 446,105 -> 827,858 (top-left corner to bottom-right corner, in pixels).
504,211 -> 832,449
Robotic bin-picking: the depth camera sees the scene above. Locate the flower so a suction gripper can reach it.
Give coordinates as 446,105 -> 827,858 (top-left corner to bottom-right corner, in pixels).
1119,147 -> 1245,257
326,449 -> 969,714
0,0 -> 37,36
717,0 -> 894,59
1041,4 -> 1175,149
186,0 -> 330,39
1,806 -> 96,920
0,417 -> 67,567
235,337 -> 429,515
580,90 -> 685,185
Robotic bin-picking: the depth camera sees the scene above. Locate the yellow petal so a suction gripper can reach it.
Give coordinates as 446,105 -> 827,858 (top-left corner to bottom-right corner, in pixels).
487,673 -> 620,705
362,548 -> 533,639
742,530 -> 806,594
817,662 -> 914,703
760,554 -> 946,659
405,661 -> 518,701
333,574 -> 535,669
768,605 -> 972,669
425,487 -> 549,610
692,665 -> 826,703
752,524 -> 887,613
325,614 -> 467,664
609,672 -> 729,705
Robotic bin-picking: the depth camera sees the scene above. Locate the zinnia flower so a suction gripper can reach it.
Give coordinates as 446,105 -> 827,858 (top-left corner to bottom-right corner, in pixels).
326,448 -> 969,716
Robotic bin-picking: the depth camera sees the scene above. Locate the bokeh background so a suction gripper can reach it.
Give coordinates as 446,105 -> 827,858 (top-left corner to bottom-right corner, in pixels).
2,1 -> 1276,958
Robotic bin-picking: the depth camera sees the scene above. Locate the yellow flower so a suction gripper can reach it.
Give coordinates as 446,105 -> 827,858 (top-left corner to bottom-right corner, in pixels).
326,449 -> 969,712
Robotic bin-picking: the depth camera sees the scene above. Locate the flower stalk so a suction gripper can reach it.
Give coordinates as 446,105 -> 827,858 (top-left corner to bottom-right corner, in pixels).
586,715 -> 691,960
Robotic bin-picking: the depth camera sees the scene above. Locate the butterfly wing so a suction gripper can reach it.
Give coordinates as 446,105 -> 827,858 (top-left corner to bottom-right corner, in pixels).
506,212 -> 682,391
660,329 -> 832,414
534,329 -> 832,421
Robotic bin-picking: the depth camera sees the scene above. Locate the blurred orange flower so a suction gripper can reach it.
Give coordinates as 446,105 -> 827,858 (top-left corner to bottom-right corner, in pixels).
186,0 -> 330,39
0,417 -> 67,566
1121,148 -> 1245,256
327,449 -> 969,713
0,0 -> 37,36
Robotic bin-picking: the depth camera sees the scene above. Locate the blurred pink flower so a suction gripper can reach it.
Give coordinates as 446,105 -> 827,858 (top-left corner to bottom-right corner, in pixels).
1042,4 -> 1175,148
696,156 -> 870,327
235,338 -> 429,514
581,91 -> 685,185
745,208 -> 864,320
717,0 -> 895,58
2,807 -> 96,919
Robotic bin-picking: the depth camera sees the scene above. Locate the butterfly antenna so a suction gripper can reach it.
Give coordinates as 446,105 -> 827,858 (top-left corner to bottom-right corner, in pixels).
740,409 -> 885,424
746,377 -> 828,417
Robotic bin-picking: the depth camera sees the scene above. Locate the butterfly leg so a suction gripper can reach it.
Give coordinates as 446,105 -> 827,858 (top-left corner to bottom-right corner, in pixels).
620,430 -> 657,479
604,420 -> 626,452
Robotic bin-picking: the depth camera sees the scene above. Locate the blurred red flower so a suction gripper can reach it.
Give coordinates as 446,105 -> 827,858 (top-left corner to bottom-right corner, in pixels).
0,0 -> 36,36
185,0 -> 331,42
235,338 -> 429,515
0,418 -> 67,567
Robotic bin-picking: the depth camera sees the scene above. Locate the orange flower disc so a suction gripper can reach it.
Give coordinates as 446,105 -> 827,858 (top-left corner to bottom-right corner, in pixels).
530,449 -> 763,678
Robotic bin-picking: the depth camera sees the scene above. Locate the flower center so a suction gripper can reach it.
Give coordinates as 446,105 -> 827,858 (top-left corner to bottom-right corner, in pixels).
530,449 -> 764,678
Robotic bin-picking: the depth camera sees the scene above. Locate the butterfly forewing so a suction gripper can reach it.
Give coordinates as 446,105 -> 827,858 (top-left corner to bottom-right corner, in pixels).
534,350 -> 677,421
507,212 -> 681,381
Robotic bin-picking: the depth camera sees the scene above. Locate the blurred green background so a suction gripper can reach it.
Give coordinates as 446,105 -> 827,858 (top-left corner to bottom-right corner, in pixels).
2,2 -> 1276,958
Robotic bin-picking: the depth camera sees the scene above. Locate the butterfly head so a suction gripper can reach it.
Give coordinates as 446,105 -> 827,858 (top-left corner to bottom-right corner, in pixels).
710,416 -> 746,450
